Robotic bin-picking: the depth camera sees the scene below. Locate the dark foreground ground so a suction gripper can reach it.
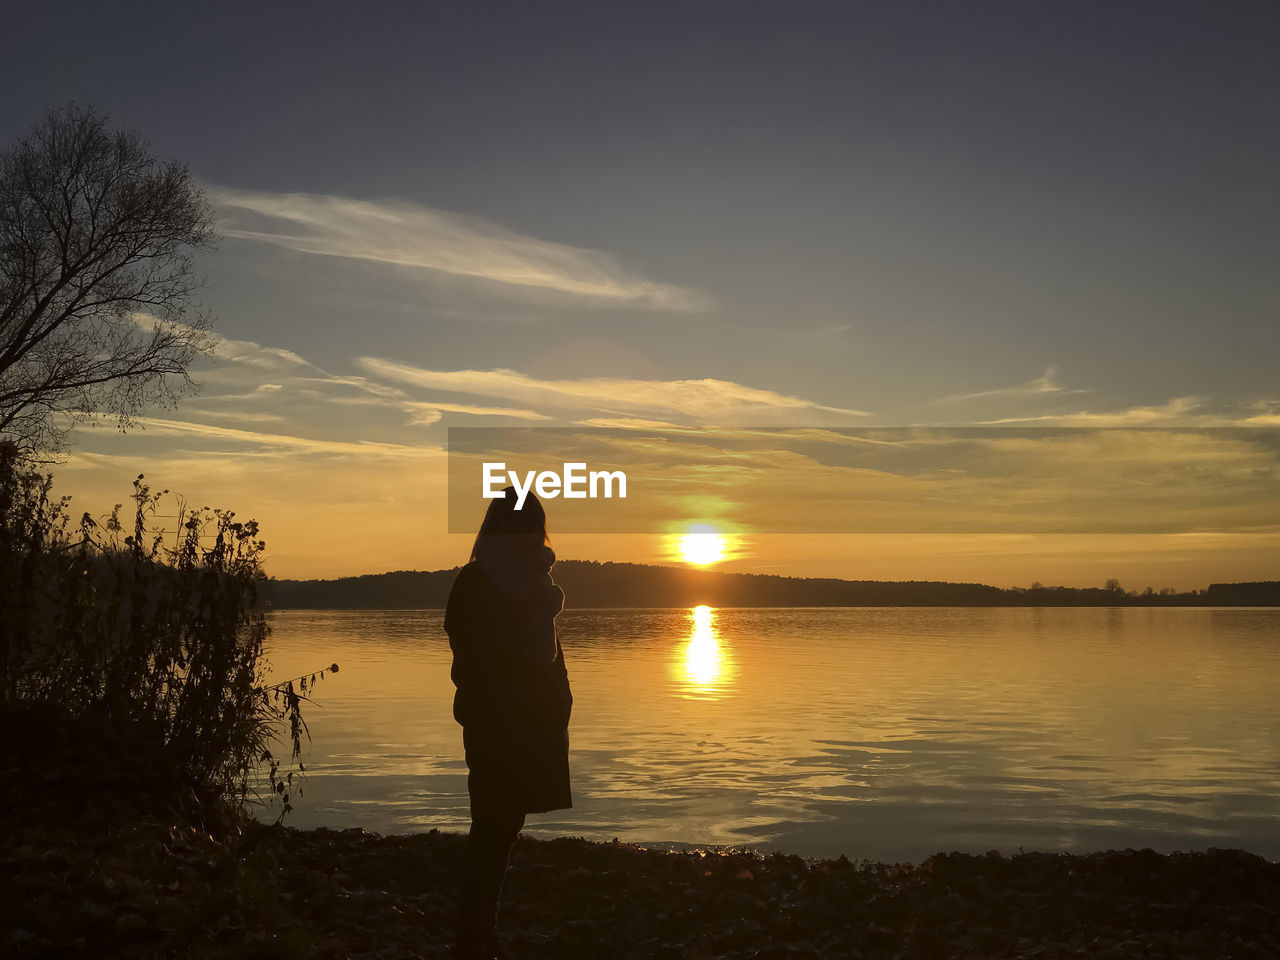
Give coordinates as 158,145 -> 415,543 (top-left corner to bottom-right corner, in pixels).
3,808 -> 1279,960
0,703 -> 1275,959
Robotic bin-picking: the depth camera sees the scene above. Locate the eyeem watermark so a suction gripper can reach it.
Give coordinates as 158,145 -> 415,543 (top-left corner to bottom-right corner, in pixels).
483,461 -> 627,510
450,425 -> 1280,533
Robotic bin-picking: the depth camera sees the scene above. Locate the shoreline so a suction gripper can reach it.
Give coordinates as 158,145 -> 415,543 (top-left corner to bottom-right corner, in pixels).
265,603 -> 1280,611
7,813 -> 1280,959
258,815 -> 1280,869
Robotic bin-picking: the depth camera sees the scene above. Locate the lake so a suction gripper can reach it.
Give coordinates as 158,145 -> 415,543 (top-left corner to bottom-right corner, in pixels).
259,606 -> 1280,863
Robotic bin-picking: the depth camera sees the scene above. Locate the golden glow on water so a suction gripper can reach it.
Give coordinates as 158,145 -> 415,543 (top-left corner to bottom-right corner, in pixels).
260,607 -> 1280,861
682,604 -> 723,689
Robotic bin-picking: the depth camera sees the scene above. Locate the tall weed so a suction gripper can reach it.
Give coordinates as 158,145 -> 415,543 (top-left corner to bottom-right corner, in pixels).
0,450 -> 329,825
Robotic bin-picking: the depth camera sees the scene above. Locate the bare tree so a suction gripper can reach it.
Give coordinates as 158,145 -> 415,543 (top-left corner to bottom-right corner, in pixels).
0,103 -> 217,458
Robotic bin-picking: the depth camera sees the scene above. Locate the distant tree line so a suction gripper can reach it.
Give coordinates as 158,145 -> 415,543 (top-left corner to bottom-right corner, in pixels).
261,560 -> 1280,610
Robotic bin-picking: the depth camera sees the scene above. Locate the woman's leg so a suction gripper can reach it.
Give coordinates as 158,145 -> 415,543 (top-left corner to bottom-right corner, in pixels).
456,803 -> 526,955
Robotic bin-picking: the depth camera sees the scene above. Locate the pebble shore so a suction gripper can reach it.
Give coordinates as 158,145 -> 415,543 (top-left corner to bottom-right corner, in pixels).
3,813 -> 1279,959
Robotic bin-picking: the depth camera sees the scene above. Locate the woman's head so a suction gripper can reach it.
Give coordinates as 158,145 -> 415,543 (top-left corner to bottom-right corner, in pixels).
470,486 -> 550,565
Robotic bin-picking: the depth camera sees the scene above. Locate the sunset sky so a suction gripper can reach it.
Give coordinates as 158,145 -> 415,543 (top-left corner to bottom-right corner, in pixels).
2,3 -> 1277,588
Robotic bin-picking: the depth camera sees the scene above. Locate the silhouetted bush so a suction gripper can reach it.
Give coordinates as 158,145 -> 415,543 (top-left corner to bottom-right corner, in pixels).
0,449 -> 330,827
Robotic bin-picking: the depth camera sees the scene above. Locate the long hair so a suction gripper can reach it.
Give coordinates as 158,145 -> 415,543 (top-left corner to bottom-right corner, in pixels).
469,486 -> 550,566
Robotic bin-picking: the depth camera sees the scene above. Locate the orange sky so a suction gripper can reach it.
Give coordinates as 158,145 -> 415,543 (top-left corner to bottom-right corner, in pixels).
50,424 -> 1280,590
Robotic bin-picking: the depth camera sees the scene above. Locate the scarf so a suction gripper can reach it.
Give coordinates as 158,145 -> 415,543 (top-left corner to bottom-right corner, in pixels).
476,544 -> 562,663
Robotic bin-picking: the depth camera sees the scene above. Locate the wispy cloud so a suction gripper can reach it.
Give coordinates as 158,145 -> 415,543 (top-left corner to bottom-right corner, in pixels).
189,383 -> 286,403
576,417 -> 684,430
129,416 -> 442,459
191,409 -> 287,424
1240,397 -> 1280,426
402,401 -> 550,423
133,314 -> 316,373
132,318 -> 553,427
211,335 -> 314,370
932,365 -> 1086,405
355,358 -> 875,425
205,185 -> 708,310
293,375 -> 406,401
981,397 -> 1209,426
981,396 -> 1280,427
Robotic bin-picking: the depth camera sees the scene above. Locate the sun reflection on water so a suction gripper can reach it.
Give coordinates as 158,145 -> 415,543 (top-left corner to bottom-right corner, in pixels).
679,604 -> 730,695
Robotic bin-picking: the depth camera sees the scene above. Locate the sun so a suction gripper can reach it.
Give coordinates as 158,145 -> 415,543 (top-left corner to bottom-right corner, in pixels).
678,527 -> 727,566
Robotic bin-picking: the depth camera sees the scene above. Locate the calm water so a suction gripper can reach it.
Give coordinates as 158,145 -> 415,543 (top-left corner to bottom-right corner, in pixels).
259,606 -> 1280,862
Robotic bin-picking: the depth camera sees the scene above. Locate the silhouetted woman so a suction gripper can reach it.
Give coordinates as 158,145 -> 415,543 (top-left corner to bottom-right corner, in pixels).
445,487 -> 572,960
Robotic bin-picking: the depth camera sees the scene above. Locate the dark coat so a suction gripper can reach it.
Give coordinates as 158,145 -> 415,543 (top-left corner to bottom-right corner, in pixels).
444,561 -> 573,816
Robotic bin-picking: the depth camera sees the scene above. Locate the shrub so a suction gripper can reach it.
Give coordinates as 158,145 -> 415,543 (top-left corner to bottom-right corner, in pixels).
0,448 -> 330,827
